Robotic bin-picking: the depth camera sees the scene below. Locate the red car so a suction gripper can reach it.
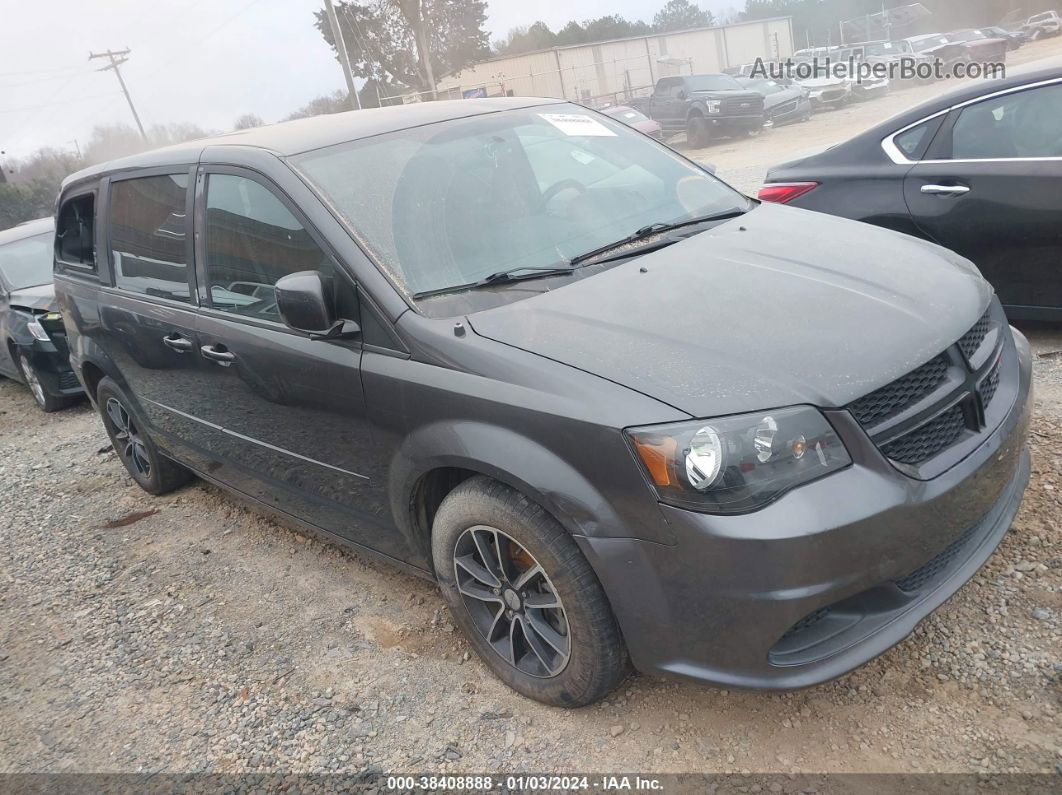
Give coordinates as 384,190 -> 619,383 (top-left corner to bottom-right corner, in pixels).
600,105 -> 664,140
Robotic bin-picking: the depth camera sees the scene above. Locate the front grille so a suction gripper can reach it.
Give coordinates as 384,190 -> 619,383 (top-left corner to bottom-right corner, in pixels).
773,99 -> 798,115
848,304 -> 1003,469
722,96 -> 763,114
58,371 -> 80,391
894,520 -> 981,592
780,606 -> 831,640
980,360 -> 1001,410
847,355 -> 948,427
958,308 -> 991,361
880,403 -> 967,465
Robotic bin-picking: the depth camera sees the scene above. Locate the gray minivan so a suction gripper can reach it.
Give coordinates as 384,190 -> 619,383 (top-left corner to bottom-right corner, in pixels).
54,98 -> 1031,706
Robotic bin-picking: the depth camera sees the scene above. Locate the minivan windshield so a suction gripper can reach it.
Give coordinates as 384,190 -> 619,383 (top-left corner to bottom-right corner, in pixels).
293,103 -> 747,299
0,232 -> 53,290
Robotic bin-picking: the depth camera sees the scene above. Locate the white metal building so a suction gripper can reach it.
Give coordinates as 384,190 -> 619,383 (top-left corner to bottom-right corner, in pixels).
428,17 -> 795,106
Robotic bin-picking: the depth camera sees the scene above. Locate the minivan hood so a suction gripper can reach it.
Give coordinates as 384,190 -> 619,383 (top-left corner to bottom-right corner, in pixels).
8,283 -> 56,312
468,203 -> 990,418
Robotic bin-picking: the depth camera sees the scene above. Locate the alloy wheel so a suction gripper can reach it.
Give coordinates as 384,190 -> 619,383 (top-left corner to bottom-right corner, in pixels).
19,352 -> 46,407
105,397 -> 152,478
453,525 -> 571,678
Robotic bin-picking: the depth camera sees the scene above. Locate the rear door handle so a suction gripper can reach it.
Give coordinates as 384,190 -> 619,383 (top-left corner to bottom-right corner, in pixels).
200,344 -> 236,365
920,184 -> 970,196
162,334 -> 193,352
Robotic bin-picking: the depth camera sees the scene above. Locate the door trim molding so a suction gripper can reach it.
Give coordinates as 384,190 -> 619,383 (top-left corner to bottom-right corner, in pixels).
143,397 -> 370,480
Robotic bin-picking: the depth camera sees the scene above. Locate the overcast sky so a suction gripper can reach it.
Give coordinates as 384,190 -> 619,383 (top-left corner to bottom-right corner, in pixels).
0,0 -> 741,160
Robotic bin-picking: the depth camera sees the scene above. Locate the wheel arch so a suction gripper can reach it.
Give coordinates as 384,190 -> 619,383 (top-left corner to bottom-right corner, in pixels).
75,337 -> 130,409
392,421 -> 639,575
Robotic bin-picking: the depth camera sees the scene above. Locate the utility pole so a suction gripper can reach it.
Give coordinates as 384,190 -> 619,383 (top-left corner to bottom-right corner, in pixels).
88,49 -> 147,141
324,0 -> 362,110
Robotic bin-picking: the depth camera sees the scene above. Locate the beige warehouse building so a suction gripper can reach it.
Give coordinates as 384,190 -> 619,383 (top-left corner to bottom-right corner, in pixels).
428,17 -> 795,106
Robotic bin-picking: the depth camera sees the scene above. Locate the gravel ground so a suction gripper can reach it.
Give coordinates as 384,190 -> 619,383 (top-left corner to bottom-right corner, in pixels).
2,47 -> 1062,778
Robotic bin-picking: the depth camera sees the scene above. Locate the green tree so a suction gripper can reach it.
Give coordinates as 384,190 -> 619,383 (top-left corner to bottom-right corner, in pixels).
653,0 -> 715,32
316,0 -> 489,95
554,20 -> 587,47
233,113 -> 264,130
282,90 -> 353,121
495,21 -> 558,54
584,15 -> 652,40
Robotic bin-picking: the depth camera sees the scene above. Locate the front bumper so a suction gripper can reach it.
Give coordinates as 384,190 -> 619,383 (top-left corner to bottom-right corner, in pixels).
20,337 -> 83,398
710,114 -> 765,131
809,88 -> 850,107
768,99 -> 812,125
851,80 -> 889,99
579,328 -> 1032,689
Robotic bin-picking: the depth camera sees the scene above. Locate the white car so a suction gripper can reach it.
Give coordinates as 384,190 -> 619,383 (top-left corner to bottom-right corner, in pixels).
1024,10 -> 1062,39
796,77 -> 852,108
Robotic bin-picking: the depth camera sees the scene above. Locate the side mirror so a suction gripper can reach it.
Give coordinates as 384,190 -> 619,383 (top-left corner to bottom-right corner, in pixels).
677,89 -> 689,100
275,271 -> 359,340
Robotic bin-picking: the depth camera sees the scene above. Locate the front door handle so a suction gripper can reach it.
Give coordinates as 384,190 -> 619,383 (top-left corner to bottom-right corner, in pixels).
921,184 -> 970,196
200,344 -> 236,365
162,334 -> 193,352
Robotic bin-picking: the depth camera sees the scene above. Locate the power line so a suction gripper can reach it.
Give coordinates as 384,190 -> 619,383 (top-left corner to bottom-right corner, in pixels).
0,92 -> 121,114
89,49 -> 148,141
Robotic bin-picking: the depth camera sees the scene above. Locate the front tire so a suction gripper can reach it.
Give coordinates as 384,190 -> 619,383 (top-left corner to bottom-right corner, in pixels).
17,350 -> 68,413
96,377 -> 191,495
432,476 -> 628,707
686,115 -> 709,148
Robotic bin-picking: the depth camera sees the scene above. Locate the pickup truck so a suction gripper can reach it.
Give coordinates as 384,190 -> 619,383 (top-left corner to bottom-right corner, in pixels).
631,74 -> 766,147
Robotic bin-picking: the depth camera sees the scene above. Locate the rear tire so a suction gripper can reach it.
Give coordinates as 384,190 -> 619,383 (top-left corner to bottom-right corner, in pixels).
96,376 -> 191,495
432,476 -> 629,707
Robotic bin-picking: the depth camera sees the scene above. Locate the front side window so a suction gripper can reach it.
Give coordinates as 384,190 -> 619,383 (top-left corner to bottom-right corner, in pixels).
110,174 -> 190,302
293,104 -> 746,299
204,174 -> 333,321
951,83 -> 1062,160
0,233 -> 53,290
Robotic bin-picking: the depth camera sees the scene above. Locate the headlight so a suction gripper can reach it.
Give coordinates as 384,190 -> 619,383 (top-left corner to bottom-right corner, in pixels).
627,406 -> 850,514
706,100 -> 721,114
27,317 -> 51,342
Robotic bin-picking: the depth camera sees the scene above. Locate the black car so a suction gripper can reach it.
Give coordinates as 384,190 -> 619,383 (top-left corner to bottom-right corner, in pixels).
630,74 -> 766,146
55,98 -> 1031,707
0,218 -> 83,411
980,26 -> 1028,50
761,67 -> 1062,320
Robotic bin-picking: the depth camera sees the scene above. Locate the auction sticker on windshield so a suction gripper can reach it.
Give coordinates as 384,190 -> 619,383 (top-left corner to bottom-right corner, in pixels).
539,113 -> 616,136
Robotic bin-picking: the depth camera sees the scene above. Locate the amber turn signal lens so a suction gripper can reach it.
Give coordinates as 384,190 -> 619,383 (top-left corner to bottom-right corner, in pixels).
633,435 -> 678,487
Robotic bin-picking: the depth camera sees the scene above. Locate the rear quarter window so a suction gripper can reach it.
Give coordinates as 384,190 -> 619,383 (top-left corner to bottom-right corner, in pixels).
55,192 -> 96,271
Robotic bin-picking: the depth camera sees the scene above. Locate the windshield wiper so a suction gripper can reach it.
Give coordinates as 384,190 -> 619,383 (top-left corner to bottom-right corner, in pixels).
568,208 -> 749,267
412,265 -> 574,299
